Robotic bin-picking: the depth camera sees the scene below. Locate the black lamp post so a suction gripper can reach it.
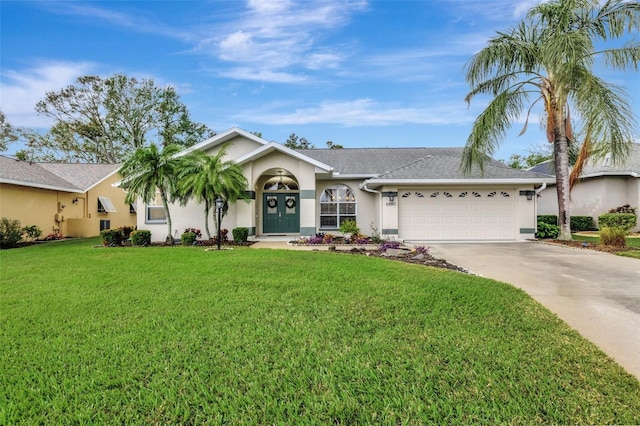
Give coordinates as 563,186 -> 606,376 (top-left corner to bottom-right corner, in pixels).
215,197 -> 223,250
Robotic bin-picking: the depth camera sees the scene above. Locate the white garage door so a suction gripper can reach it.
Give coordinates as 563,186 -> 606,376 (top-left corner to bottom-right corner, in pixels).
398,189 -> 516,241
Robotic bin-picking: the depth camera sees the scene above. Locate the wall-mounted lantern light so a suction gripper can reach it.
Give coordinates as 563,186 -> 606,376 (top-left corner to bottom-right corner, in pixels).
387,192 -> 395,202
519,190 -> 536,201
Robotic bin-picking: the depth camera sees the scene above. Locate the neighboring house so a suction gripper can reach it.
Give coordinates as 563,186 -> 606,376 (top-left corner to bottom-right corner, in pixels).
533,143 -> 640,231
0,156 -> 136,237
136,127 -> 553,243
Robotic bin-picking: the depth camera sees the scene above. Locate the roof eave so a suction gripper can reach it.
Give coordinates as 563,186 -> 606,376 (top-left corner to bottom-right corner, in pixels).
235,142 -> 334,173
364,178 -> 555,189
0,178 -> 82,193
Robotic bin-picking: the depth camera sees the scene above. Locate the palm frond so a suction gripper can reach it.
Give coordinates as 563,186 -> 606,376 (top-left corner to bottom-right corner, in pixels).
462,89 -> 527,174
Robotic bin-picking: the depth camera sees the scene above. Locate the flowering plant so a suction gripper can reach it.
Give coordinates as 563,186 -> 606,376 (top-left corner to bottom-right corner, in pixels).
184,228 -> 202,239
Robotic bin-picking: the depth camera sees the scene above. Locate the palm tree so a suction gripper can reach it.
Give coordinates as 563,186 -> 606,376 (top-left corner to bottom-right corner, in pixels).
177,145 -> 248,239
119,143 -> 184,243
463,0 -> 639,240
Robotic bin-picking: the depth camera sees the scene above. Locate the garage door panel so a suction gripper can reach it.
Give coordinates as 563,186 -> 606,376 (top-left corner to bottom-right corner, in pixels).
399,189 -> 516,241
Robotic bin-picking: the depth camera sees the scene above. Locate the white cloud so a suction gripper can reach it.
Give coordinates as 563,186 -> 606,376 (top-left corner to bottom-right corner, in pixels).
0,62 -> 94,128
231,98 -> 477,126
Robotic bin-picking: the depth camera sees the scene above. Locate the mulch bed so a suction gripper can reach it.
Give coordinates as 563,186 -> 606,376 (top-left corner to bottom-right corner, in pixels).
342,247 -> 472,274
544,239 -> 640,254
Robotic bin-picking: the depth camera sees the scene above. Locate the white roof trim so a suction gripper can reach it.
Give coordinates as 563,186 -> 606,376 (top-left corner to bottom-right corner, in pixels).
363,178 -> 556,188
98,196 -> 117,212
179,127 -> 268,156
0,177 -> 81,193
235,142 -> 334,172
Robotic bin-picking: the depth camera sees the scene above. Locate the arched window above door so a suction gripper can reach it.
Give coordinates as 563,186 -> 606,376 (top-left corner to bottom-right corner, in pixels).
263,176 -> 298,190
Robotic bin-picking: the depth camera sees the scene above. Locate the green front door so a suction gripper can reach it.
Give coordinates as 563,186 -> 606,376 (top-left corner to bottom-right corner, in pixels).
263,193 -> 299,234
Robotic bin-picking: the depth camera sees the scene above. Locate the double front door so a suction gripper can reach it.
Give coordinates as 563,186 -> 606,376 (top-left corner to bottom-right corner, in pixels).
263,193 -> 299,234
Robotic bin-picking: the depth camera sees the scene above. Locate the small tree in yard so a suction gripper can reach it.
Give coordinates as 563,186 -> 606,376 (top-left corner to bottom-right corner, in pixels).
119,144 -> 185,244
177,146 -> 248,240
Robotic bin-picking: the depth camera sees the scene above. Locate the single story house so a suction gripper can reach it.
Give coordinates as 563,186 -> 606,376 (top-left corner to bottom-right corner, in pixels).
136,127 -> 553,243
533,143 -> 640,231
0,155 -> 136,237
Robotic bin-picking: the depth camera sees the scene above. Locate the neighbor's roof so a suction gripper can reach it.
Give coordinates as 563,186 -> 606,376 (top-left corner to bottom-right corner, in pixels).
0,155 -> 120,192
580,143 -> 640,178
298,147 -> 553,182
527,143 -> 640,179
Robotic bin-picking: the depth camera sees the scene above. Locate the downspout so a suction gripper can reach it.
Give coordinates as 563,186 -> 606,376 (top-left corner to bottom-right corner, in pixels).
359,180 -> 383,237
533,183 -> 547,236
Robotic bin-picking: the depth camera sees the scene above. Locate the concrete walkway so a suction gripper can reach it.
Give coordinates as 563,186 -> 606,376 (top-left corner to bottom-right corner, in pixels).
427,242 -> 640,380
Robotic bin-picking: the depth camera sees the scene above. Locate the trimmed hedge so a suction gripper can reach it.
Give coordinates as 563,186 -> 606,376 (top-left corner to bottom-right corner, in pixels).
232,227 -> 249,243
538,215 -> 598,231
181,232 -> 197,246
597,213 -> 637,233
571,216 -> 596,232
536,222 -> 559,239
130,230 -> 151,246
537,215 -> 557,226
100,229 -> 124,246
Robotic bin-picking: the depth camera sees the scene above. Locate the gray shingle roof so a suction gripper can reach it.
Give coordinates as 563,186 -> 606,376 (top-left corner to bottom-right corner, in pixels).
582,143 -> 640,176
297,147 -> 551,180
526,143 -> 640,177
0,156 -> 120,192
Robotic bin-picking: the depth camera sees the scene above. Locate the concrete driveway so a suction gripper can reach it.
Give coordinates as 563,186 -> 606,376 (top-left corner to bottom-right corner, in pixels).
427,242 -> 640,380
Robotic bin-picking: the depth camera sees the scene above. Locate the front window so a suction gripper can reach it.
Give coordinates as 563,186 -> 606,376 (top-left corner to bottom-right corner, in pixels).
146,194 -> 166,223
320,185 -> 356,229
146,206 -> 166,223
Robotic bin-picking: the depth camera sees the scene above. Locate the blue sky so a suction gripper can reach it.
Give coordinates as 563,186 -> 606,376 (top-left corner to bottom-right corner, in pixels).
1,0 -> 638,161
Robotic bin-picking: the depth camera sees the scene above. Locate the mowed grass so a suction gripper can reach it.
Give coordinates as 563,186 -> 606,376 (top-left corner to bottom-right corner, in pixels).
572,233 -> 640,258
1,239 -> 639,424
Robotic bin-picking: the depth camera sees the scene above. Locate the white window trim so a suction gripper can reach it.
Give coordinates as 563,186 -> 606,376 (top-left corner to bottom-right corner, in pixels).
145,205 -> 167,224
98,197 -> 117,213
319,185 -> 357,230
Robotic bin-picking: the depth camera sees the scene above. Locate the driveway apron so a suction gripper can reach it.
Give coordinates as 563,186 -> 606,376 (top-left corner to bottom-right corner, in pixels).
427,242 -> 640,380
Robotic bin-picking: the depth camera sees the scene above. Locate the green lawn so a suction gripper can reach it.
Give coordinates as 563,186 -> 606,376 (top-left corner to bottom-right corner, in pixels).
572,233 -> 640,258
1,238 -> 639,424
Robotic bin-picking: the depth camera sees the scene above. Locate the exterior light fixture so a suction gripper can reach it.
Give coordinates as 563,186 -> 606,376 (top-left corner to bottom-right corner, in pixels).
387,192 -> 395,202
215,197 -> 224,250
520,190 -> 536,201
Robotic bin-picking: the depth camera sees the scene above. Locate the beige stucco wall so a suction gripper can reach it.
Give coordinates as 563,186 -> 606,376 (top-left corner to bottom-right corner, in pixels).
538,177 -> 639,231
0,173 -> 136,239
0,183 -> 67,236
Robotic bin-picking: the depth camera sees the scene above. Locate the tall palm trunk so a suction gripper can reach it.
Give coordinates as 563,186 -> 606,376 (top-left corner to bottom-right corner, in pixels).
553,107 -> 572,240
204,202 -> 212,240
160,189 -> 174,244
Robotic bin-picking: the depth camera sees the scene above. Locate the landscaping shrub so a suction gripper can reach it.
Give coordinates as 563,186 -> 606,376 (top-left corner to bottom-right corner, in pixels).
608,204 -> 637,214
322,233 -> 334,244
350,233 -> 372,245
21,225 -> 42,242
118,226 -> 134,238
339,219 -> 360,235
0,217 -> 22,248
100,229 -> 124,246
414,245 -> 430,255
378,240 -> 401,252
537,215 -> 558,226
599,227 -> 627,248
130,230 -> 151,246
232,227 -> 249,243
570,216 -> 596,232
212,229 -> 229,244
181,232 -> 197,246
536,222 -> 559,239
184,228 -> 202,239
597,213 -> 637,233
